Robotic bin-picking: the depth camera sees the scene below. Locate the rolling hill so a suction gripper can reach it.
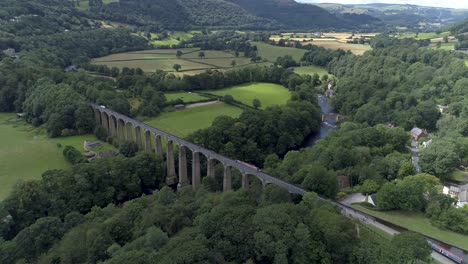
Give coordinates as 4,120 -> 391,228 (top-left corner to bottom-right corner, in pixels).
96,0 -> 379,30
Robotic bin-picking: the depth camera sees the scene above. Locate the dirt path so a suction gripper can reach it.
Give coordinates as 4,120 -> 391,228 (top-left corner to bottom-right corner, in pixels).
186,100 -> 219,108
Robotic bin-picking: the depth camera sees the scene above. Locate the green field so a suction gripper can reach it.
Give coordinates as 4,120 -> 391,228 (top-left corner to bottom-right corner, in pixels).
93,49 -> 254,74
351,205 -> 468,250
0,113 -> 117,200
145,102 -> 243,138
293,66 -> 330,77
53,135 -> 115,155
76,0 -> 118,11
146,31 -> 199,47
429,43 -> 455,51
208,83 -> 291,109
0,113 -> 69,200
165,92 -> 209,103
251,42 -> 306,62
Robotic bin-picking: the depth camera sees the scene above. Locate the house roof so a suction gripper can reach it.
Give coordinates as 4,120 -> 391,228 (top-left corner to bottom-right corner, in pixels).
459,190 -> 468,202
411,127 -> 425,136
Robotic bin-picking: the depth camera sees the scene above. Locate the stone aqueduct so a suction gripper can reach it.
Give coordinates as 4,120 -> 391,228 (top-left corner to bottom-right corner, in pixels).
90,103 -> 306,195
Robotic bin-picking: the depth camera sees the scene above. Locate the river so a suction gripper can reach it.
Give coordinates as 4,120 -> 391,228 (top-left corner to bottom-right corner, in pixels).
302,94 -> 338,147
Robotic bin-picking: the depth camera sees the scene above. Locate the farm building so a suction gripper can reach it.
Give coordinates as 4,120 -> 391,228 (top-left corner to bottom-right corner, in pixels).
410,127 -> 428,141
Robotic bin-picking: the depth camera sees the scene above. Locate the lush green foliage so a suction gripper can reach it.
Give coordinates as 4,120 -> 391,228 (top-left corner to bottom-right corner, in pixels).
265,123 -> 410,197
330,46 -> 465,130
0,182 -> 426,264
62,146 -> 86,164
0,153 -> 164,240
189,100 -> 321,165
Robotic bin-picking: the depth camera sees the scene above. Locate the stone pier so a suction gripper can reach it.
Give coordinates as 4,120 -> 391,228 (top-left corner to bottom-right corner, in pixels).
144,130 -> 152,152
178,146 -> 188,189
207,159 -> 215,178
223,166 -> 232,192
155,135 -> 163,155
166,140 -> 177,185
192,152 -> 201,189
135,126 -> 142,149
242,174 -> 249,189
126,123 -> 133,142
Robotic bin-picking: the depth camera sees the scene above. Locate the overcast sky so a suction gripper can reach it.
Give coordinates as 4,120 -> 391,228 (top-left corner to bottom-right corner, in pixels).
297,0 -> 468,9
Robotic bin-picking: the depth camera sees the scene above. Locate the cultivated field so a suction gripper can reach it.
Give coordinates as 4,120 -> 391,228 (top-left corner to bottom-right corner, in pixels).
293,66 -> 330,77
352,205 -> 468,250
303,40 -> 371,55
0,113 -> 69,200
93,49 -> 256,75
269,32 -> 374,55
252,42 -> 306,62
208,83 -> 291,109
145,102 -> 243,138
165,92 -> 209,103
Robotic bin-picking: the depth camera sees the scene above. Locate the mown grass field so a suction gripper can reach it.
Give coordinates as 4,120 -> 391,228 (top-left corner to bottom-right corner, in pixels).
293,66 -> 330,77
0,113 -> 69,200
53,135 -> 115,155
208,83 -> 291,109
251,42 -> 306,62
93,49 -> 254,75
351,205 -> 468,250
145,102 -> 243,138
0,113 -> 116,200
165,92 -> 209,103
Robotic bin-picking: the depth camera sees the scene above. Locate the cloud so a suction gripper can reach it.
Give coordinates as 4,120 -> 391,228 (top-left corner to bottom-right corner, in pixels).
297,0 -> 468,9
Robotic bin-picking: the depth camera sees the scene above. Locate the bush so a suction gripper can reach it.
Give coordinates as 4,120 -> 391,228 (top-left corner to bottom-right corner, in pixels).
119,141 -> 139,157
63,146 -> 86,164
94,125 -> 108,141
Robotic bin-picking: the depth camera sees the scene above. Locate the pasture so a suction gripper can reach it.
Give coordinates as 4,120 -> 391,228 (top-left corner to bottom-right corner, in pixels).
352,205 -> 468,250
145,102 -> 243,138
93,49 -> 255,75
252,42 -> 306,62
165,92 -> 209,103
208,83 -> 291,109
293,66 -> 330,77
0,113 -> 116,200
0,113 -> 69,200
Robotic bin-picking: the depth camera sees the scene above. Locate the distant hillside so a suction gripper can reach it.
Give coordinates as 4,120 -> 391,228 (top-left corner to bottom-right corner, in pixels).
96,0 -> 379,30
0,0 -> 385,31
98,0 -> 277,30
316,3 -> 468,30
447,19 -> 468,34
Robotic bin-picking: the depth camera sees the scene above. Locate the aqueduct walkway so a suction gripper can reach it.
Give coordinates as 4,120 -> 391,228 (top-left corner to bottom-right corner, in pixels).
90,103 -> 306,195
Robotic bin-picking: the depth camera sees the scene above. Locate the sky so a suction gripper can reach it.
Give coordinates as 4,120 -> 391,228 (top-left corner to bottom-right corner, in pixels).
297,0 -> 468,9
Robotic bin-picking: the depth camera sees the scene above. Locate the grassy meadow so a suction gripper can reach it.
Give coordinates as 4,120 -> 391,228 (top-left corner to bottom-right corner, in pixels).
93,49 -> 255,75
165,92 -> 209,103
0,113 -> 116,200
251,42 -> 306,62
145,102 -> 243,138
352,205 -> 468,250
0,113 -> 69,200
208,83 -> 291,109
293,65 -> 330,77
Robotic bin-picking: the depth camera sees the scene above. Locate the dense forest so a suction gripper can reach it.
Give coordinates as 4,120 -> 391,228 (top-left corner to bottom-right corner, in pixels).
0,153 -> 432,264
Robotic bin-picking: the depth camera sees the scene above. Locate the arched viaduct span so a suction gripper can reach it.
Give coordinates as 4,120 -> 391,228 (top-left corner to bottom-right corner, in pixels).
90,103 -> 306,195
